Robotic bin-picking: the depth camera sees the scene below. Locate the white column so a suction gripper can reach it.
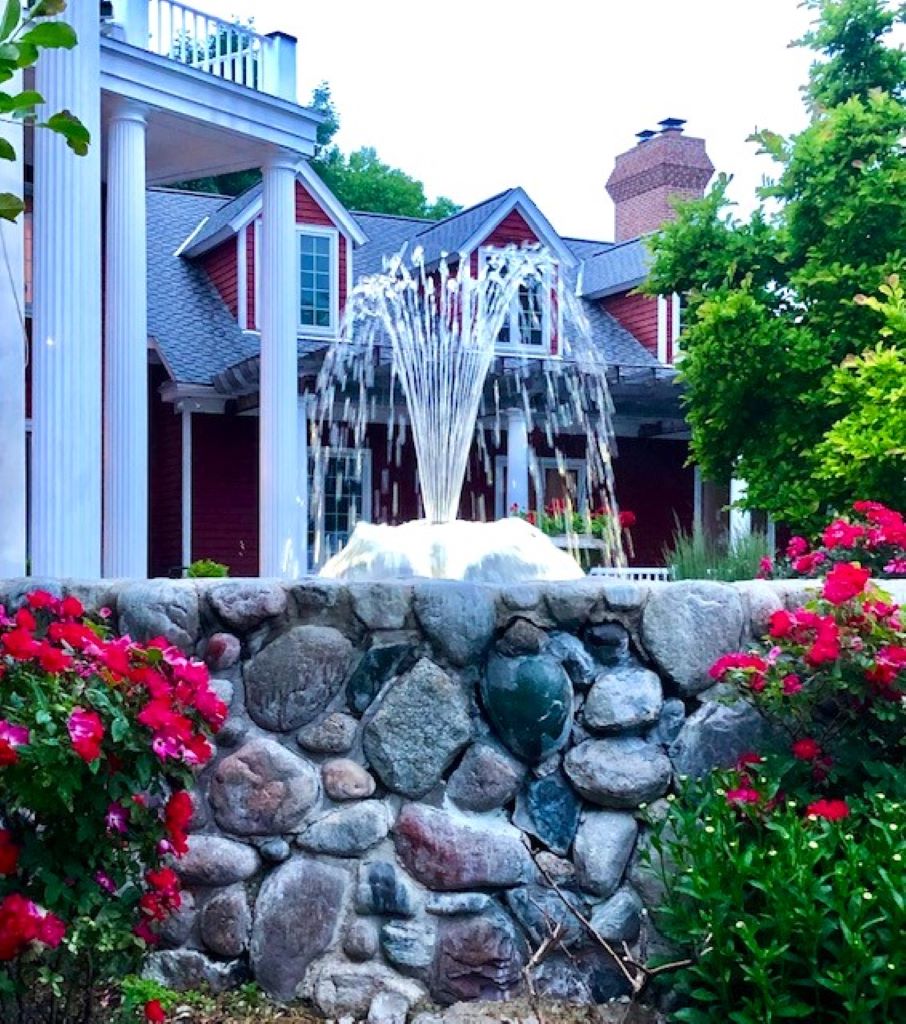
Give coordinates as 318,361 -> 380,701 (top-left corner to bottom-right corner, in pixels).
259,153 -> 300,578
104,99 -> 148,578
0,71 -> 27,578
506,408 -> 530,515
729,477 -> 752,544
297,396 -> 310,576
32,6 -> 102,578
181,406 -> 192,569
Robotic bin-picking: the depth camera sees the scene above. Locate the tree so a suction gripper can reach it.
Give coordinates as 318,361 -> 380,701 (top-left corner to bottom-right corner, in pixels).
0,0 -> 89,221
644,0 -> 905,529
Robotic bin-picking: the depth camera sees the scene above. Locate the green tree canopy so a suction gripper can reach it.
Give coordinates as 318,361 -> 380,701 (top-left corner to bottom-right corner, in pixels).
645,0 -> 906,529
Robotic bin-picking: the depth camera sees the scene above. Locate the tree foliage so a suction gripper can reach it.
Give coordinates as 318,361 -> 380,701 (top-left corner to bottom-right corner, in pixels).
645,0 -> 906,529
0,0 -> 89,221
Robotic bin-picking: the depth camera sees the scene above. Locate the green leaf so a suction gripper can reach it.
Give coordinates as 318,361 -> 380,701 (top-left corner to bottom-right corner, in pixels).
19,21 -> 77,50
0,0 -> 18,44
0,190 -> 24,220
43,108 -> 89,155
0,136 -> 13,160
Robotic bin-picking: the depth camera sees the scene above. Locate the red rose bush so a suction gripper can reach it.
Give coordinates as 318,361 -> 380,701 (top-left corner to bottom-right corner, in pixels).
648,561 -> 905,1021
0,591 -> 226,1021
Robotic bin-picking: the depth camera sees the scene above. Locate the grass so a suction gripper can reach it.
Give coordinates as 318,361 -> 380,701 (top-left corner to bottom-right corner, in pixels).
663,523 -> 772,582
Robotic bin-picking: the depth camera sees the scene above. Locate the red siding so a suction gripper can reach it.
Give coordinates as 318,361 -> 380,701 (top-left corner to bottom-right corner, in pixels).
201,238 -> 238,318
602,292 -> 658,355
191,413 -> 259,576
482,209 -> 540,248
148,365 -> 183,577
612,438 -> 694,565
245,226 -> 255,330
246,180 -> 349,329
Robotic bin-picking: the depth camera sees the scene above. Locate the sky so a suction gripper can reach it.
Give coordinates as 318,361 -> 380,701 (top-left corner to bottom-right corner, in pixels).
206,0 -> 817,240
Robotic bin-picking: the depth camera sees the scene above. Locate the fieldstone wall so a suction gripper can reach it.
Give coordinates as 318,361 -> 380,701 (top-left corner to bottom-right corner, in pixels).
0,575 -> 821,1016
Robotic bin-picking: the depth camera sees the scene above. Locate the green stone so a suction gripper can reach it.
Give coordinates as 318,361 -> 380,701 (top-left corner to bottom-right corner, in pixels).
346,642 -> 412,716
480,654 -> 573,763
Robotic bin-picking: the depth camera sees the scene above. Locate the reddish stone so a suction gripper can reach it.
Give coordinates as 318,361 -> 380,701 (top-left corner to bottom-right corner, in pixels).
431,908 -> 527,1005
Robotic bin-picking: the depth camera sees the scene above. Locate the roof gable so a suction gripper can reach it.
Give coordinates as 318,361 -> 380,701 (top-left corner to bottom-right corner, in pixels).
180,161 -> 367,258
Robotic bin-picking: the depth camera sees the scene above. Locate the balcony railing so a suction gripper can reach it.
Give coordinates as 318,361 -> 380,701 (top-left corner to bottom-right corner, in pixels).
106,1 -> 297,100
148,0 -> 262,89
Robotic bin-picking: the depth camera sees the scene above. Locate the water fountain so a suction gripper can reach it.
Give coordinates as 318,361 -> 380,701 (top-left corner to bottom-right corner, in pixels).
313,246 -> 625,582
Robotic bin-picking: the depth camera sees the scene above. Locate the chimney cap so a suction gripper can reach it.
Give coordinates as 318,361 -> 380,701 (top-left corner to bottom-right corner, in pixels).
658,117 -> 687,133
635,129 -> 657,142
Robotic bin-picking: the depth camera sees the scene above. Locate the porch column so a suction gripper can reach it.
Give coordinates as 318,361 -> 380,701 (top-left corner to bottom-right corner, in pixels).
297,396 -> 310,576
0,71 -> 26,577
729,477 -> 752,544
506,408 -> 530,515
32,5 -> 102,577
103,99 -> 148,578
259,153 -> 300,577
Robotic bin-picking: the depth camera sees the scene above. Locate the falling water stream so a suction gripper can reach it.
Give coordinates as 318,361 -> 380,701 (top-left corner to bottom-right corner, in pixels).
310,245 -> 626,580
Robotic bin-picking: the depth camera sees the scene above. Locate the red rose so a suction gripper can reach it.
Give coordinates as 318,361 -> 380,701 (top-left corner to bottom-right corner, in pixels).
144,1000 -> 167,1023
618,510 -> 636,529
782,673 -> 803,695
792,737 -> 822,761
67,708 -> 105,762
786,535 -> 809,558
822,562 -> 871,605
806,798 -> 849,821
25,590 -> 57,610
59,595 -> 84,619
726,786 -> 760,805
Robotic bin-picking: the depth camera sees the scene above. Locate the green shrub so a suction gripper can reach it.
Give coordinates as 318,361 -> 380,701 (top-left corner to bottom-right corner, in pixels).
186,558 -> 229,578
649,779 -> 906,1023
664,523 -> 771,581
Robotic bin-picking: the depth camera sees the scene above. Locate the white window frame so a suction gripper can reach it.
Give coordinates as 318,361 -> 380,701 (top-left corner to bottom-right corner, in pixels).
252,221 -> 341,338
309,447 -> 372,568
479,246 -> 555,356
494,455 -> 588,519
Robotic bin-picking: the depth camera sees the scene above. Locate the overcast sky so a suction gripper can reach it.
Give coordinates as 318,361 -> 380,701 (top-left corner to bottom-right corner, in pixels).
207,0 -> 817,239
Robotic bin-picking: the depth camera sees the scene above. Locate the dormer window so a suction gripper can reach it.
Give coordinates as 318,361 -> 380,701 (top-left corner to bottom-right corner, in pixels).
298,226 -> 338,333
480,248 -> 553,353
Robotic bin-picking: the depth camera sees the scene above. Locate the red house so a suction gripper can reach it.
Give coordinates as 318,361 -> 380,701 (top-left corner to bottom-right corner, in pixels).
142,119 -> 718,577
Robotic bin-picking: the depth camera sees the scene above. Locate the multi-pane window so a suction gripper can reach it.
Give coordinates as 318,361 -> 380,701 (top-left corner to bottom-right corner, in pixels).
308,450 -> 370,567
299,231 -> 334,330
484,250 -> 550,350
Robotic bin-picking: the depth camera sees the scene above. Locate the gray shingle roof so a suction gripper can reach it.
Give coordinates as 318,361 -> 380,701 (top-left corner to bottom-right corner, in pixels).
145,185 -> 659,389
147,188 -> 258,385
180,184 -> 262,256
578,237 -> 650,298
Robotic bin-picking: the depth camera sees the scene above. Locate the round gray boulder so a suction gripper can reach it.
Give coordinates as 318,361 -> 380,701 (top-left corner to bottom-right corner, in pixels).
565,736 -> 672,808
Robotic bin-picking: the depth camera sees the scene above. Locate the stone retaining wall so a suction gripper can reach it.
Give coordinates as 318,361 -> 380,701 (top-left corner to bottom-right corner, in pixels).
0,575 -> 822,1016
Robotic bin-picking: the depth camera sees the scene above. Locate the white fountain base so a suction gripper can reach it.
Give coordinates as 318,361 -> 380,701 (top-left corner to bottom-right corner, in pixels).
319,518 -> 586,583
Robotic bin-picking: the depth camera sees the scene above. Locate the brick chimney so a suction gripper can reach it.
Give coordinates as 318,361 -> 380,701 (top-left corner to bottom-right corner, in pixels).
606,118 -> 714,242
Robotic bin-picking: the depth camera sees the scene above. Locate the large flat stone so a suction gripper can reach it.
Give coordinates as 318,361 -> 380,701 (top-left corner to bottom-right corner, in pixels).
303,957 -> 426,1018
244,625 -> 355,732
363,658 -> 471,798
641,581 -> 745,696
669,698 -> 774,778
413,582 -> 495,666
143,949 -> 244,994
394,804 -> 533,891
250,856 -> 349,1001
176,836 -> 260,887
564,736 -> 672,808
296,801 -> 393,856
209,738 -> 320,835
209,581 -> 288,632
573,810 -> 638,898
118,581 -> 199,652
431,906 -> 528,1005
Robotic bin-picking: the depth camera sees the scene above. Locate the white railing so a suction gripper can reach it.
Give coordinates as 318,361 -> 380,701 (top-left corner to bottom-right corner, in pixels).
590,566 -> 675,582
146,0 -> 264,90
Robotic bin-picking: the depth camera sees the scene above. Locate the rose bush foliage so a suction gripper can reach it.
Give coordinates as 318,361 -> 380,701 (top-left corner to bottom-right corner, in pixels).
0,591 -> 226,1020
650,558 -> 906,1020
761,501 -> 906,581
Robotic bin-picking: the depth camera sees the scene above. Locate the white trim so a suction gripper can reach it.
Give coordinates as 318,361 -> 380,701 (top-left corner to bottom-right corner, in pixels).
459,188 -> 576,268
174,214 -> 209,257
297,224 -> 340,336
296,160 -> 367,245
656,295 -> 668,364
180,406 -> 192,569
237,224 -> 248,329
670,291 -> 681,364
493,454 -> 588,519
159,380 -> 228,412
479,246 -> 554,355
